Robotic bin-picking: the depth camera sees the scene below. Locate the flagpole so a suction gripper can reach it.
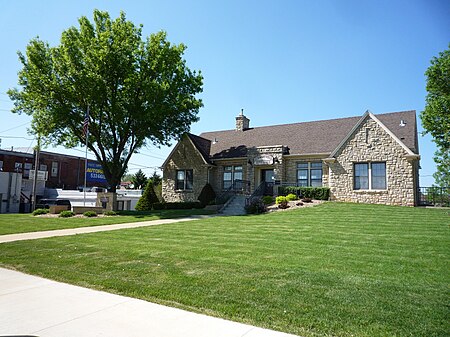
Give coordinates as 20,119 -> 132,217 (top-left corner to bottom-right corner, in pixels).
83,105 -> 90,207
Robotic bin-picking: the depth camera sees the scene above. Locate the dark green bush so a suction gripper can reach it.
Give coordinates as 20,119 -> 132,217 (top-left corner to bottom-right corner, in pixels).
262,195 -> 275,205
152,201 -> 203,210
32,208 -> 49,216
135,180 -> 159,211
59,210 -> 75,218
198,183 -> 216,206
245,197 -> 266,214
103,210 -> 118,216
278,186 -> 330,200
83,211 -> 98,217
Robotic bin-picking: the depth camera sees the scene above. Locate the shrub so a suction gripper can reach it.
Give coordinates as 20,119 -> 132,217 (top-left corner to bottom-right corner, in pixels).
275,196 -> 287,204
302,198 -> 312,203
278,186 -> 330,200
135,180 -> 159,211
103,210 -> 118,216
198,183 -> 216,206
286,193 -> 297,201
152,201 -> 203,210
278,200 -> 290,209
262,195 -> 275,205
32,208 -> 49,216
245,197 -> 266,214
83,211 -> 98,217
59,210 -> 75,218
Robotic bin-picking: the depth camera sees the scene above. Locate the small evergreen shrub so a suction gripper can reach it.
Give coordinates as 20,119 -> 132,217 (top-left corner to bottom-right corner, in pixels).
32,208 -> 49,216
262,195 -> 275,205
198,183 -> 216,206
278,186 -> 330,200
276,196 -> 287,204
286,193 -> 297,201
245,197 -> 266,214
83,211 -> 98,217
135,180 -> 159,211
103,210 -> 118,216
59,210 -> 75,218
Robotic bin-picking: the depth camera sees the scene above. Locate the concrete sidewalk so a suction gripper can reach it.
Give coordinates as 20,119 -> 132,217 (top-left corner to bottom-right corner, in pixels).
0,215 -> 213,243
0,268 -> 298,337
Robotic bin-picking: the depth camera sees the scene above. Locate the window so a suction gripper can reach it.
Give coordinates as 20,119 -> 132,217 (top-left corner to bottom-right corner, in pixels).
354,162 -> 386,190
223,165 -> 243,189
297,162 -> 322,187
14,162 -> 23,173
176,169 -> 193,190
0,160 -> 3,171
24,163 -> 32,178
51,161 -> 58,177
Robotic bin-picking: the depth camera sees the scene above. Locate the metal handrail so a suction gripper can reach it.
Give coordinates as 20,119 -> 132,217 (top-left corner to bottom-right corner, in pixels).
245,181 -> 266,206
216,180 -> 250,205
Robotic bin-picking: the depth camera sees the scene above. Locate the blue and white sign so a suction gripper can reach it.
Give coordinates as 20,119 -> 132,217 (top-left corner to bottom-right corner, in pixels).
86,162 -> 107,183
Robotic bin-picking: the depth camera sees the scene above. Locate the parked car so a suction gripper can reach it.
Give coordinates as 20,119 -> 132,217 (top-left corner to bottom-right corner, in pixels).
35,199 -> 72,210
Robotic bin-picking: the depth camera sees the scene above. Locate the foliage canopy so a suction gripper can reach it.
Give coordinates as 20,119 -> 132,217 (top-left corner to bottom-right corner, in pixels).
8,10 -> 203,191
420,46 -> 450,187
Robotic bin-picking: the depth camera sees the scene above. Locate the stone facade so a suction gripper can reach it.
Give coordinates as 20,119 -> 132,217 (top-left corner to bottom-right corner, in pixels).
162,135 -> 209,202
328,117 -> 418,206
162,113 -> 419,206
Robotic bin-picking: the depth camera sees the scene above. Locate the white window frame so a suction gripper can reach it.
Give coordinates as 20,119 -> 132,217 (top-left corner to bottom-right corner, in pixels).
296,162 -> 323,187
222,165 -> 243,190
354,162 -> 387,190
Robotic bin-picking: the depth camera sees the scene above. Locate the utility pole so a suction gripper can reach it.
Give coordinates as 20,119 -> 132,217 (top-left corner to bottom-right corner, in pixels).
31,135 -> 41,212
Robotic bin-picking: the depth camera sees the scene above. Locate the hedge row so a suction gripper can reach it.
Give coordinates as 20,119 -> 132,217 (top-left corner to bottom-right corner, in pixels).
152,201 -> 204,210
278,186 -> 330,200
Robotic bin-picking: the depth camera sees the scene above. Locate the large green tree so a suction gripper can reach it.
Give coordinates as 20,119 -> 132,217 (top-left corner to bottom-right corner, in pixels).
8,10 -> 203,191
420,46 -> 450,187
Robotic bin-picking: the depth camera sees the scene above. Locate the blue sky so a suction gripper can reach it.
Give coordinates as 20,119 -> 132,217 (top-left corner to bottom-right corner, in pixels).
0,0 -> 448,185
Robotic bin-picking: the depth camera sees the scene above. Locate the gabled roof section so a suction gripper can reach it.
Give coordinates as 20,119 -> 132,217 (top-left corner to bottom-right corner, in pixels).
161,133 -> 212,168
199,110 -> 418,159
329,110 -> 418,158
186,133 -> 212,164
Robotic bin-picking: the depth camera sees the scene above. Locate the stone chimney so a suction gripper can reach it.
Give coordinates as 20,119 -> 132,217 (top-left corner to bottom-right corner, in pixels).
235,109 -> 250,131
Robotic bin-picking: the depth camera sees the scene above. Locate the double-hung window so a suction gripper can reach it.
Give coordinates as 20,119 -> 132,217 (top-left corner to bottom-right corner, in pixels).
176,169 -> 193,190
223,165 -> 243,189
297,162 -> 322,187
354,162 -> 386,190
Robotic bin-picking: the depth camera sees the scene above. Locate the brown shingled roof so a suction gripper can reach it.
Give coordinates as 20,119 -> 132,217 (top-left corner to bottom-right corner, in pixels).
198,110 -> 418,159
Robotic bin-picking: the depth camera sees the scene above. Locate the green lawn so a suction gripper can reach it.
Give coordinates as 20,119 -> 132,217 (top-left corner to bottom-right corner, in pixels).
0,203 -> 448,337
0,209 -> 214,235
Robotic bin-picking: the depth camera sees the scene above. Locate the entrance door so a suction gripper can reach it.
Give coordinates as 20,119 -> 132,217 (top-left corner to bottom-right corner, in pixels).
261,169 -> 274,195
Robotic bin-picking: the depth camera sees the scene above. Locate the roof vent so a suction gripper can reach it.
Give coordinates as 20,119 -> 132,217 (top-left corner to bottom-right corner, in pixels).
212,137 -> 218,144
399,120 -> 406,127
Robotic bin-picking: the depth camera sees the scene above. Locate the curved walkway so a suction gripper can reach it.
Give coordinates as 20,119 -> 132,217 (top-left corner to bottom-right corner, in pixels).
0,215 -> 213,243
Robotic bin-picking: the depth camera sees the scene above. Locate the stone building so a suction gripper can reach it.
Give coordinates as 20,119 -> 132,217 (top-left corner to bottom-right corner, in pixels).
162,110 -> 420,206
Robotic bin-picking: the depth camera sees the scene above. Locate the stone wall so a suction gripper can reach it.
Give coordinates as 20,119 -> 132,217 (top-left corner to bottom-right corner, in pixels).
162,136 -> 209,202
328,117 -> 418,206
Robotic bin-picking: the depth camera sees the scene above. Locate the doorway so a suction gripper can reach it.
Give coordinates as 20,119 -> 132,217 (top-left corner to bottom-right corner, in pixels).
260,169 -> 274,195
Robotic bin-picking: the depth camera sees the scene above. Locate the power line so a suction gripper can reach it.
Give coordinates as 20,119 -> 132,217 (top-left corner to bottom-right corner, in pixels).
0,135 -> 34,140
0,121 -> 31,133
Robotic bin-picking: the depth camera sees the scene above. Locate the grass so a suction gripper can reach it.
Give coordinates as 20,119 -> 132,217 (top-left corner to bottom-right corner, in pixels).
0,203 -> 448,336
0,209 -> 214,235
